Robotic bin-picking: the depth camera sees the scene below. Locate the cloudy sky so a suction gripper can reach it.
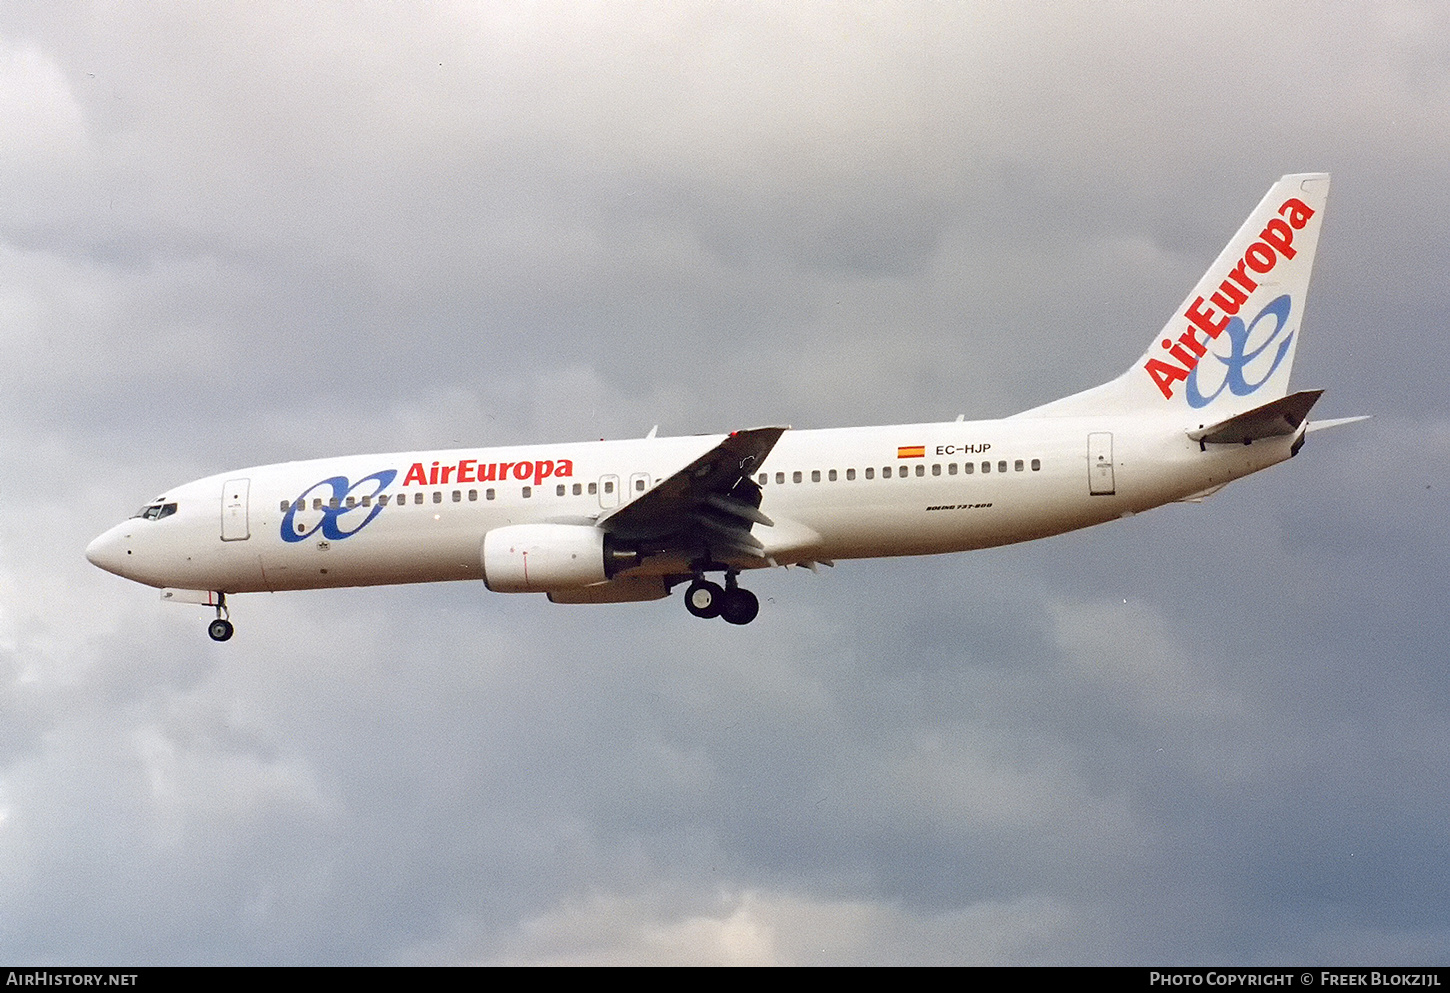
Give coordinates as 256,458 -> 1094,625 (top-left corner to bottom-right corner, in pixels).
2,0 -> 1447,965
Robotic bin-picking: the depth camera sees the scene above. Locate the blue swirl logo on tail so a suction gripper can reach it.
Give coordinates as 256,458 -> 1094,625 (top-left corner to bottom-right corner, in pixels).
1186,295 -> 1295,409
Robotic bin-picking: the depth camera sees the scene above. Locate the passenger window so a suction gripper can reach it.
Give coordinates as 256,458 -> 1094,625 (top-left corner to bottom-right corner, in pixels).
469,489 -> 478,501
433,491 -> 442,504
329,497 -> 340,509
932,464 -> 941,476
573,483 -> 582,495
1015,460 -> 1024,472
486,488 -> 496,500
556,484 -> 565,496
829,469 -> 837,481
776,472 -> 785,484
948,463 -> 958,475
452,490 -> 461,502
793,471 -> 802,483
279,500 -> 289,512
604,481 -> 614,494
1031,459 -> 1041,471
380,495 -> 390,507
998,461 -> 1007,473
758,473 -> 767,485
882,466 -> 892,479
588,482 -> 597,495
635,478 -> 645,492
522,486 -> 532,498
846,468 -> 856,481
964,462 -> 974,474
915,465 -> 925,477
865,467 -> 874,479
414,492 -> 424,505
362,496 -> 372,507
981,462 -> 991,474
811,470 -> 821,482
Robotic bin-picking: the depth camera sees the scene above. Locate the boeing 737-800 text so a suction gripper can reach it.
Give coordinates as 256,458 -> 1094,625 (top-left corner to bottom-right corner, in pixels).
87,174 -> 1364,640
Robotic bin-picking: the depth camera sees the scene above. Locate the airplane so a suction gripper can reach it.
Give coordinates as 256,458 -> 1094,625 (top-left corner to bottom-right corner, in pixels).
87,173 -> 1365,640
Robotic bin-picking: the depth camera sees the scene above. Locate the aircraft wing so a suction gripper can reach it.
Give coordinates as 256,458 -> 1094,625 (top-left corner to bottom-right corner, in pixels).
597,426 -> 788,561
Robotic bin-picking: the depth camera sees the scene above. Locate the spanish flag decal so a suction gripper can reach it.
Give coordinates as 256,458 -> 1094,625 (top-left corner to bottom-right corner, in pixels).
897,445 -> 926,459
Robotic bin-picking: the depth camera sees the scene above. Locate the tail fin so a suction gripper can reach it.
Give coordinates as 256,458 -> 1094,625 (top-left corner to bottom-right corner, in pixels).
1018,173 -> 1330,419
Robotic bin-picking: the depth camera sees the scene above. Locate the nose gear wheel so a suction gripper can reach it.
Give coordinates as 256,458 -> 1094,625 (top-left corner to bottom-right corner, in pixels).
207,593 -> 234,641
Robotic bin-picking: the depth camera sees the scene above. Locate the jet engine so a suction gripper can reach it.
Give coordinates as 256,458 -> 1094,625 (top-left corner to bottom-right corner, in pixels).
481,523 -> 610,593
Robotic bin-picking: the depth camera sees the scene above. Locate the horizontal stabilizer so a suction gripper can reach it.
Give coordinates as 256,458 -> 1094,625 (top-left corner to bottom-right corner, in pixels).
1306,415 -> 1371,434
1187,390 -> 1322,444
1175,483 -> 1229,504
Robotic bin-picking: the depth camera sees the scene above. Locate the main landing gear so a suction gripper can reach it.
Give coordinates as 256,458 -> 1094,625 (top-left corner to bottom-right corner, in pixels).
683,571 -> 760,625
207,593 -> 234,642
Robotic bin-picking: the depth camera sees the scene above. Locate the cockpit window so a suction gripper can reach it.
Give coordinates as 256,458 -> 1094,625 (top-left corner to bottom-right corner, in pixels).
133,502 -> 178,521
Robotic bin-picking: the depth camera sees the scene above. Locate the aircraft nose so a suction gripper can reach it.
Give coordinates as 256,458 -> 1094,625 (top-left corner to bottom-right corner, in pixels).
85,525 -> 131,577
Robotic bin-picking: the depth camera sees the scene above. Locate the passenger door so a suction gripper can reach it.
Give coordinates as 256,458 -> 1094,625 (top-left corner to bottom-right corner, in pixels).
221,478 -> 251,540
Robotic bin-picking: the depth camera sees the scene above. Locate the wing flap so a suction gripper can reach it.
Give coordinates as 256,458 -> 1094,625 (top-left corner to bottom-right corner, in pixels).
703,492 -> 775,527
691,510 -> 766,550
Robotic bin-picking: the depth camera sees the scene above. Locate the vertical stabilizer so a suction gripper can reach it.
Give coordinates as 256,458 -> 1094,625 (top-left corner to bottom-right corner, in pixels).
1017,173 -> 1330,419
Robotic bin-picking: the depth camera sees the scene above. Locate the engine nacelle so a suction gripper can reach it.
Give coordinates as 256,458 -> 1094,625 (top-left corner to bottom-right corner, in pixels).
481,524 -> 608,593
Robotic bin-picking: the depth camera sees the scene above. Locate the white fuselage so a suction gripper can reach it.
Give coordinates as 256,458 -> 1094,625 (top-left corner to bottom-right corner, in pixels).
85,414 -> 1295,596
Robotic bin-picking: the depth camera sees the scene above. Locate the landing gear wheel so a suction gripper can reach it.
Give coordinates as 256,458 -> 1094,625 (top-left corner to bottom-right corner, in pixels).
684,580 -> 724,619
208,618 -> 235,642
718,587 -> 760,626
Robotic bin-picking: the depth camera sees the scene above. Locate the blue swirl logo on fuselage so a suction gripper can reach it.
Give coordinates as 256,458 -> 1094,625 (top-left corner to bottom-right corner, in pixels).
281,469 -> 396,543
1185,294 -> 1295,409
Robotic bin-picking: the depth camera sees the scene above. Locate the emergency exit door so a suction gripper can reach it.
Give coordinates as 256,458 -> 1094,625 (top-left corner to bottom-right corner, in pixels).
598,474 -> 619,509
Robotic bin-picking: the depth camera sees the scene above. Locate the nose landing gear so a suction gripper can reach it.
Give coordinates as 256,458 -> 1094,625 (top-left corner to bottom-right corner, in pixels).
207,593 -> 234,642
682,571 -> 759,625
